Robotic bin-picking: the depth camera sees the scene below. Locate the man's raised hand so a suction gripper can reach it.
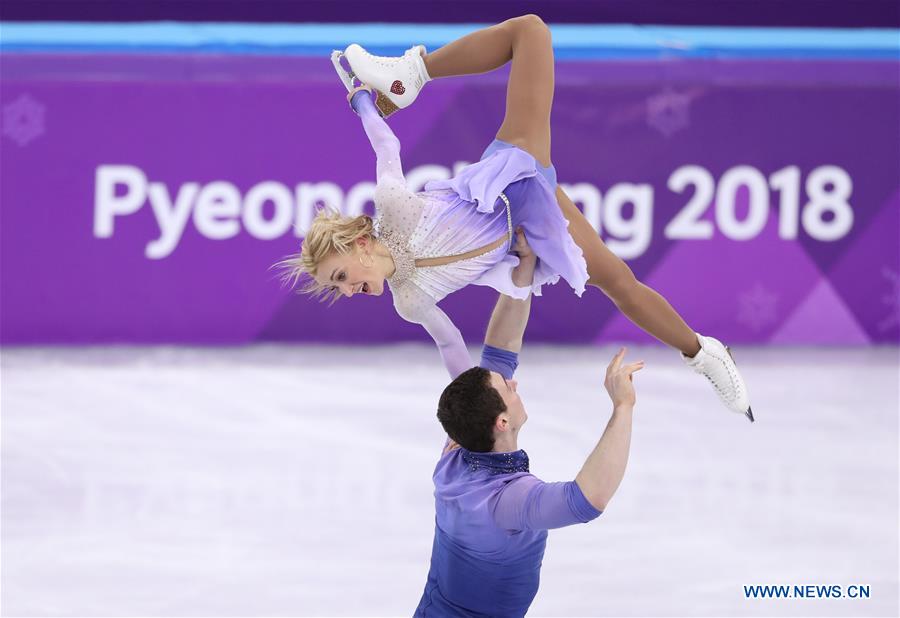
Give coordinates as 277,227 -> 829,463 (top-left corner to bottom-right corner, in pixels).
603,347 -> 644,409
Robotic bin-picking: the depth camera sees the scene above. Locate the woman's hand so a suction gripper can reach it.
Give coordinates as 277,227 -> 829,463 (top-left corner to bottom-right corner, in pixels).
347,85 -> 373,113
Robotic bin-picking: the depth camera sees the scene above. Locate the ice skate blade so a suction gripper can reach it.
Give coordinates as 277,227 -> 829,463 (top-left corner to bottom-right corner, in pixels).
726,345 -> 755,423
331,50 -> 358,92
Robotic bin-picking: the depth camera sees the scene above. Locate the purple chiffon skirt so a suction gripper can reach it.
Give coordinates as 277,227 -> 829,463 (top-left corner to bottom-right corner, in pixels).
423,139 -> 588,297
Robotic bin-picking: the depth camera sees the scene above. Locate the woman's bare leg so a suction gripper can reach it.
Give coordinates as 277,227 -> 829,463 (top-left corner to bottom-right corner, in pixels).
555,186 -> 701,355
423,14 -> 553,166
422,20 -> 517,77
423,15 -> 699,355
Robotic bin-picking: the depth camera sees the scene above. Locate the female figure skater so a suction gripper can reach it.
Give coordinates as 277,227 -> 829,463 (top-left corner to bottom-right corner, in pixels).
278,14 -> 752,420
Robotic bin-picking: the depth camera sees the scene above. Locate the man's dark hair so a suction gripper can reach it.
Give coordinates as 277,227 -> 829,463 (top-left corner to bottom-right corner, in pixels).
437,366 -> 507,452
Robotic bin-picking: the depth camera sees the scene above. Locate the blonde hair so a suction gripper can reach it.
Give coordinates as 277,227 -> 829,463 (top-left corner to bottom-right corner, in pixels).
273,209 -> 375,304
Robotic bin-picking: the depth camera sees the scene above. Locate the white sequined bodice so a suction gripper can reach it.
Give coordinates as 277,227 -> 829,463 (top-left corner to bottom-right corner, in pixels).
374,181 -> 510,320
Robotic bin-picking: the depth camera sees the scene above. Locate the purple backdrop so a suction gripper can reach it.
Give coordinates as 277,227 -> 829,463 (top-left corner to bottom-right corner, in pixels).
2,0 -> 897,27
1,53 -> 898,345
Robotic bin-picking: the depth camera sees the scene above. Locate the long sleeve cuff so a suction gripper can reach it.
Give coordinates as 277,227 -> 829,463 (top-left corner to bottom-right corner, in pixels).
350,89 -> 374,115
479,344 -> 519,380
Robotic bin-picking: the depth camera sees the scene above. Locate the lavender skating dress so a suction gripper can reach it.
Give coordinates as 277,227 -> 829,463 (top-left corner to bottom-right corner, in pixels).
353,94 -> 588,378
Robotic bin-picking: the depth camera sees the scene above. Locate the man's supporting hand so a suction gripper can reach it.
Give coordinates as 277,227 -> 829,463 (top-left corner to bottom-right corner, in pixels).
511,227 -> 536,288
484,228 -> 535,353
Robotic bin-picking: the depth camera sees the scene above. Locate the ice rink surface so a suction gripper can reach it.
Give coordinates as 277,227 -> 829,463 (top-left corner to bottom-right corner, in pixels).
2,344 -> 898,617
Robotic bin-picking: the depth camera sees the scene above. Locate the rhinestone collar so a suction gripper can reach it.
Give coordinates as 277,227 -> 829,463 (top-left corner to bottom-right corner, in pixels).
374,217 -> 415,288
462,448 -> 530,475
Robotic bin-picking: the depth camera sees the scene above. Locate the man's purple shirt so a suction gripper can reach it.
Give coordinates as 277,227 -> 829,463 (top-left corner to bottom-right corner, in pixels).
414,346 -> 602,617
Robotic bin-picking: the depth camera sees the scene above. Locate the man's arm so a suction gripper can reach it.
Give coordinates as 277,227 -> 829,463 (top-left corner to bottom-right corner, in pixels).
574,348 -> 644,511
491,349 -> 643,529
442,230 -> 535,454
483,294 -> 532,353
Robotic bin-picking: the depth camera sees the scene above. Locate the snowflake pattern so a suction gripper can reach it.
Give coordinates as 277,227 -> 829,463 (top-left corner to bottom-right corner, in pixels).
3,94 -> 46,147
877,267 -> 900,333
736,283 -> 779,332
646,88 -> 690,137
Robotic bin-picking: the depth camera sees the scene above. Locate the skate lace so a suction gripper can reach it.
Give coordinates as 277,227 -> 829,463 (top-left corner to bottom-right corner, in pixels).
361,49 -> 418,74
700,349 -> 742,403
704,373 -> 731,401
363,50 -> 404,68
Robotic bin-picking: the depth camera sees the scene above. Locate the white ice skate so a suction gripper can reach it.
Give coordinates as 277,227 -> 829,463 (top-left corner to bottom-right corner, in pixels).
331,43 -> 430,118
682,333 -> 754,422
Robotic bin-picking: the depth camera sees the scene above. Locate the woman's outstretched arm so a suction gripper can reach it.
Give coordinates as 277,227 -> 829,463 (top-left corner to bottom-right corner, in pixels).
393,283 -> 471,379
418,305 -> 472,380
349,88 -> 405,184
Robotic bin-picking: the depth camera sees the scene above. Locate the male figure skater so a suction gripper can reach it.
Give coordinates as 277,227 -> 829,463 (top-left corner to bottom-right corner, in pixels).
414,232 -> 643,616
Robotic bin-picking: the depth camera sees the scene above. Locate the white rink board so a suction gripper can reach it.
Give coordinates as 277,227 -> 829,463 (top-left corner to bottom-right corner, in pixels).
2,345 -> 898,617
